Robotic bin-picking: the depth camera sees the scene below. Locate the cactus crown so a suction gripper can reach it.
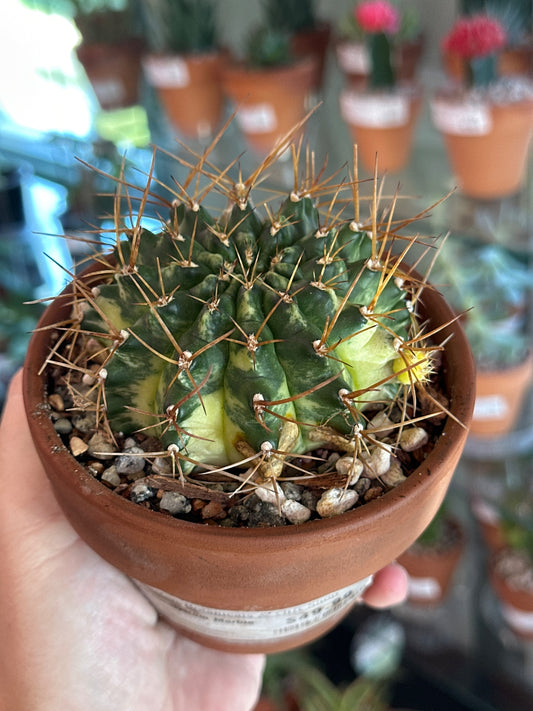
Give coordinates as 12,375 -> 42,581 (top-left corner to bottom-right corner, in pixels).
45,118 -> 454,495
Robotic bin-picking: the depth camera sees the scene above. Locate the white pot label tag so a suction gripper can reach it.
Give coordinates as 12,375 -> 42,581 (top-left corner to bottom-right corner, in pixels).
144,57 -> 190,88
501,601 -> 533,635
407,576 -> 442,601
473,394 -> 509,421
431,100 -> 492,136
135,576 -> 373,645
340,92 -> 409,128
238,103 -> 277,134
337,43 -> 370,74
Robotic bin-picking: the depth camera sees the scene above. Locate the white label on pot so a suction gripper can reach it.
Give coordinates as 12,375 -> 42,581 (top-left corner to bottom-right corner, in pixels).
340,92 -> 409,128
135,576 -> 373,645
337,43 -> 370,74
473,394 -> 509,421
501,602 -> 533,635
407,576 -> 442,601
431,100 -> 492,136
93,78 -> 125,105
144,57 -> 190,88
238,104 -> 277,134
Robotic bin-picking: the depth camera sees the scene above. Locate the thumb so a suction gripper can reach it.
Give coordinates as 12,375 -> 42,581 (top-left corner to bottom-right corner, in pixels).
0,369 -> 67,528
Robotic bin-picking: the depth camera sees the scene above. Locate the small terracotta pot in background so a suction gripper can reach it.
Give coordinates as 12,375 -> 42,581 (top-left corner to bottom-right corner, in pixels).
469,355 -> 533,439
431,93 -> 533,200
490,551 -> 533,640
221,57 -> 317,156
23,264 -> 474,654
143,51 -> 226,139
76,38 -> 144,111
339,88 -> 422,173
398,518 -> 465,607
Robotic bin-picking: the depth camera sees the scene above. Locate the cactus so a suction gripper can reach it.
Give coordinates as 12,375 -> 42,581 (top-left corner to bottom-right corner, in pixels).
48,121 -> 450,487
139,0 -> 218,55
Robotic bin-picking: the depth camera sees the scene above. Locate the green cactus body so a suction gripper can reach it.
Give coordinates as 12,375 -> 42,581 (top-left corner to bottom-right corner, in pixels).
82,187 -> 413,474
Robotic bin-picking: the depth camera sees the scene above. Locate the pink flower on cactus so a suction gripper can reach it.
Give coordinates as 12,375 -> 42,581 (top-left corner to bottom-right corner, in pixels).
442,14 -> 507,59
355,0 -> 400,35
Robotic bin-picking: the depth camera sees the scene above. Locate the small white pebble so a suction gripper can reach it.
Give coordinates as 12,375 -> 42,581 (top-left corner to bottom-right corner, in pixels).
367,411 -> 395,437
116,446 -> 146,477
87,432 -> 115,460
335,456 -> 364,485
255,479 -> 286,505
400,427 -> 429,452
361,444 -> 392,479
101,465 -> 121,487
317,487 -> 359,518
152,456 -> 172,476
159,491 -> 192,515
380,458 -> 407,488
281,499 -> 311,524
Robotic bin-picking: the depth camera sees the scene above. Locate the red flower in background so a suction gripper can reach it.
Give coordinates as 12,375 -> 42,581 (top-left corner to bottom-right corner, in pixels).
355,0 -> 400,35
442,14 -> 507,59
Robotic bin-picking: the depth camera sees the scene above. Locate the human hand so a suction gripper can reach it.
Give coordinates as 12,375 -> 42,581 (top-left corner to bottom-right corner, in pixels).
0,371 -> 407,711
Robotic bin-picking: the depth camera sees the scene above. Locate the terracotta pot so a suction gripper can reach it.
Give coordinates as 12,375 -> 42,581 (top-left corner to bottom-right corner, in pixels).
335,36 -> 423,90
143,51 -> 226,139
398,518 -> 465,607
431,92 -> 533,200
290,22 -> 331,93
22,263 -> 474,654
76,38 -> 143,111
221,57 -> 317,155
490,552 -> 533,639
469,355 -> 533,439
339,88 -> 422,173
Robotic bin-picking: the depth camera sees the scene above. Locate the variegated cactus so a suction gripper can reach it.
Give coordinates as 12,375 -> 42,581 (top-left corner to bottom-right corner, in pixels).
59,129 -> 443,483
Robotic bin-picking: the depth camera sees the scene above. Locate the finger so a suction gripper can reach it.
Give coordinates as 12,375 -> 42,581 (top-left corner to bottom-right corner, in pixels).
362,562 -> 408,608
0,369 -> 66,524
167,635 -> 265,711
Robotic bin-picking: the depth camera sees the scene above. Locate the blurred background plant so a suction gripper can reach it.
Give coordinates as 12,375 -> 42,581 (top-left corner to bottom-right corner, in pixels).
431,239 -> 533,370
138,0 -> 218,55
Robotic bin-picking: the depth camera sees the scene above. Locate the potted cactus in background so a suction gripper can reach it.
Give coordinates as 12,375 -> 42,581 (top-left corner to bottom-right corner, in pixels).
432,11 -> 533,200
23,0 -> 144,111
264,0 -> 331,94
443,1 -> 533,81
337,0 -> 423,174
336,0 -> 423,89
140,0 -> 226,140
431,238 -> 533,440
22,120 -> 474,654
221,21 -> 317,155
72,0 -> 144,111
489,485 -> 533,640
